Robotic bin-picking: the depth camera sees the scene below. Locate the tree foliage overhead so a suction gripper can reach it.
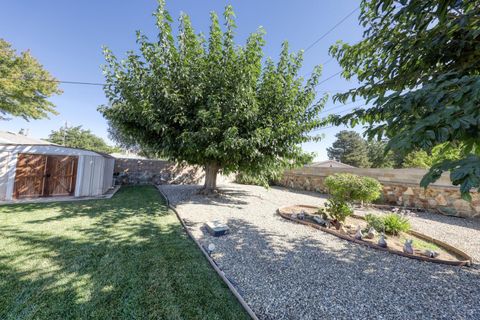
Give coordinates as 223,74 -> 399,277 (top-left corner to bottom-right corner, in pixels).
48,125 -> 118,154
0,39 -> 61,120
327,130 -> 370,168
100,1 -> 326,191
329,0 -> 480,199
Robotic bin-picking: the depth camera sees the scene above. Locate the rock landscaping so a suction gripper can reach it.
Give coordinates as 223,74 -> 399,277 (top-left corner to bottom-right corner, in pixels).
159,182 -> 480,320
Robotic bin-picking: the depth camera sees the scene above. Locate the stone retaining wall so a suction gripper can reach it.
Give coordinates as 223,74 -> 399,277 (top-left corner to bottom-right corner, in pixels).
113,158 -> 203,185
278,167 -> 479,218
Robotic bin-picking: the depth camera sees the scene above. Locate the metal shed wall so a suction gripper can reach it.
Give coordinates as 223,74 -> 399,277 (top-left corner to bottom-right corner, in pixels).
0,145 -> 114,200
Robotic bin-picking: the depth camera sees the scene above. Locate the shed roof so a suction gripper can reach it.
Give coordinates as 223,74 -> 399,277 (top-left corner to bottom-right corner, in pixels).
0,131 -> 54,145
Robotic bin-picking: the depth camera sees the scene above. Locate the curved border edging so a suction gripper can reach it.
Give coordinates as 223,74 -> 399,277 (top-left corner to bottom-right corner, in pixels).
155,186 -> 259,320
278,204 -> 472,267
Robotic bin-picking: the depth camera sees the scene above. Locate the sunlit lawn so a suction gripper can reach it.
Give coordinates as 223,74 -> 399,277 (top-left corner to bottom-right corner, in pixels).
0,186 -> 249,320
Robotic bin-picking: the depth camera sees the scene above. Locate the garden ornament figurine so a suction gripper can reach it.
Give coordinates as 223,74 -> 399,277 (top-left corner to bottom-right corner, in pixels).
366,227 -> 376,239
354,225 -> 363,240
378,233 -> 387,248
425,250 -> 439,258
298,211 -> 305,220
403,239 -> 414,254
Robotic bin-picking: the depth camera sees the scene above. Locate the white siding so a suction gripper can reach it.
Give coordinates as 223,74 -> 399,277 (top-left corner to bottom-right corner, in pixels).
0,151 -> 11,200
102,158 -> 115,193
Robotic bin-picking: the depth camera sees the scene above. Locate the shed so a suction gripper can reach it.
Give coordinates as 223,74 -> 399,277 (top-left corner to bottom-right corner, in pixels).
0,131 -> 114,201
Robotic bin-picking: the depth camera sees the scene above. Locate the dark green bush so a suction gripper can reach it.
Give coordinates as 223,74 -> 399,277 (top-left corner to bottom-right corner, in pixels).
324,173 -> 382,204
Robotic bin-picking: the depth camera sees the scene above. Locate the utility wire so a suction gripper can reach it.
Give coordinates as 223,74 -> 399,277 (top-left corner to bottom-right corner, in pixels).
3,77 -> 105,86
304,6 -> 360,53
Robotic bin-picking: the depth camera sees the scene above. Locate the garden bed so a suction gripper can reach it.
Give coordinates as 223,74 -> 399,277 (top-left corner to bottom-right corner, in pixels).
278,205 -> 472,267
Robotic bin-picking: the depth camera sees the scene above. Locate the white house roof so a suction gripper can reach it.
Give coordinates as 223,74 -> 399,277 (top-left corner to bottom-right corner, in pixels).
306,160 -> 356,168
0,131 -> 55,145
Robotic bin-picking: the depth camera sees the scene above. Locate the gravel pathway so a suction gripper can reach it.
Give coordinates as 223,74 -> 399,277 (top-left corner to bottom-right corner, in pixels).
159,182 -> 480,320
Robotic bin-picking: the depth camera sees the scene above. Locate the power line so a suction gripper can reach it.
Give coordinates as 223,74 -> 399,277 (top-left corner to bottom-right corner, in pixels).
304,6 -> 360,53
320,99 -> 366,114
3,77 -> 105,86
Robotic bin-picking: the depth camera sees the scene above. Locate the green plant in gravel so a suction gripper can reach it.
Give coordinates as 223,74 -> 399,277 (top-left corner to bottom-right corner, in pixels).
323,198 -> 353,225
365,213 -> 385,233
365,213 -> 410,235
325,173 -> 382,204
383,213 -> 411,235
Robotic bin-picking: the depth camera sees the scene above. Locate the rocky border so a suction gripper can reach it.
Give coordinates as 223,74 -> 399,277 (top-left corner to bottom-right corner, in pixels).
278,204 -> 472,267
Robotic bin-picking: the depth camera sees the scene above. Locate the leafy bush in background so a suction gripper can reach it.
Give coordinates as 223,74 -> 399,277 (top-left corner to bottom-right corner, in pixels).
324,173 -> 382,204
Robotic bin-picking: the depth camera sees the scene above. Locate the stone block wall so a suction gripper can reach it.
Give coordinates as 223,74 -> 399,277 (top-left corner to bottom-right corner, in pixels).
113,158 -> 204,185
278,167 -> 479,218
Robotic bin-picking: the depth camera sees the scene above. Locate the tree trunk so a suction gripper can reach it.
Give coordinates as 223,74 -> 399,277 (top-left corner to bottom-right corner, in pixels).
202,163 -> 219,194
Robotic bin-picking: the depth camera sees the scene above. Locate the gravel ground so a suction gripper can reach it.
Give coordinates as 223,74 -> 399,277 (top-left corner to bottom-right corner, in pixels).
159,182 -> 480,320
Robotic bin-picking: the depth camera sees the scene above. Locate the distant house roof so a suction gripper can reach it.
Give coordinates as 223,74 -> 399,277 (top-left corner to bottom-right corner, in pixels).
0,131 -> 55,145
306,160 -> 356,168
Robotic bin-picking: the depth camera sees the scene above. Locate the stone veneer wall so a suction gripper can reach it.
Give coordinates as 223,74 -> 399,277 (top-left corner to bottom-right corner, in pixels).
278,167 -> 479,218
113,158 -> 204,185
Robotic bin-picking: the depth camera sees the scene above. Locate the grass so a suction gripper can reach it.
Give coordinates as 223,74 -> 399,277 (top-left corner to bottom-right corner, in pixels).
0,186 -> 249,320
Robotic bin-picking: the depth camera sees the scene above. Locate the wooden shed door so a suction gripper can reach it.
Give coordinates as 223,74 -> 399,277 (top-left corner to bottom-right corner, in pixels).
45,156 -> 78,196
14,154 -> 78,198
14,154 -> 47,198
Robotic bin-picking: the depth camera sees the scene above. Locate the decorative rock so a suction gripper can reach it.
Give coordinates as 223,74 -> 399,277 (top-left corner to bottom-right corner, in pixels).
354,225 -> 363,240
312,216 -> 327,226
403,239 -> 414,254
378,233 -> 387,248
366,227 -> 377,239
205,221 -> 230,237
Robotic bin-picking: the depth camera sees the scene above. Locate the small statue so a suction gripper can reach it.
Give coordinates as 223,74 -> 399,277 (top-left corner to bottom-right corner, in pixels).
298,211 -> 305,220
403,239 -> 414,254
354,225 -> 363,240
291,213 -> 297,220
366,227 -> 377,239
424,250 -> 439,258
378,233 -> 387,248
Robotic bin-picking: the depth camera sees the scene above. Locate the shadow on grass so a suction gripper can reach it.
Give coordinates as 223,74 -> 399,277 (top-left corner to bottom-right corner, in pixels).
0,186 -> 249,320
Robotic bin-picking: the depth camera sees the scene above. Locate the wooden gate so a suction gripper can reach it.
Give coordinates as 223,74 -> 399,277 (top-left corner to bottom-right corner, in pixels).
14,154 -> 78,198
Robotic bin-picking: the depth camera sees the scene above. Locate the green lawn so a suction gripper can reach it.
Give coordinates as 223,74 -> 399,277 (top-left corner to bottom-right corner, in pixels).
0,186 -> 249,320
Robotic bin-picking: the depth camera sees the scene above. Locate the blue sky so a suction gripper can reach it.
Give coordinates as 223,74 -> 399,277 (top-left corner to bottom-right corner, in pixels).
1,0 -> 366,160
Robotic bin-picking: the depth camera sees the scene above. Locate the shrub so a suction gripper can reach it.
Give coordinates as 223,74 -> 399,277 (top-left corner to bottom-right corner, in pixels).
235,172 -> 269,187
324,173 -> 382,204
323,198 -> 353,223
383,213 -> 411,235
365,213 -> 385,232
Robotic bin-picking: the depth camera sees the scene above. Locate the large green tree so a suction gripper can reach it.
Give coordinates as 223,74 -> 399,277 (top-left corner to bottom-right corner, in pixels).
366,139 -> 395,168
100,2 -> 326,193
0,39 -> 61,120
48,126 -> 118,154
329,0 -> 480,199
327,130 -> 370,168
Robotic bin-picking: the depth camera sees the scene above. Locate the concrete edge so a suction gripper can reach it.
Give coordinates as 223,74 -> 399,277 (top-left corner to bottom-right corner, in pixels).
0,185 -> 121,206
155,185 -> 259,320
